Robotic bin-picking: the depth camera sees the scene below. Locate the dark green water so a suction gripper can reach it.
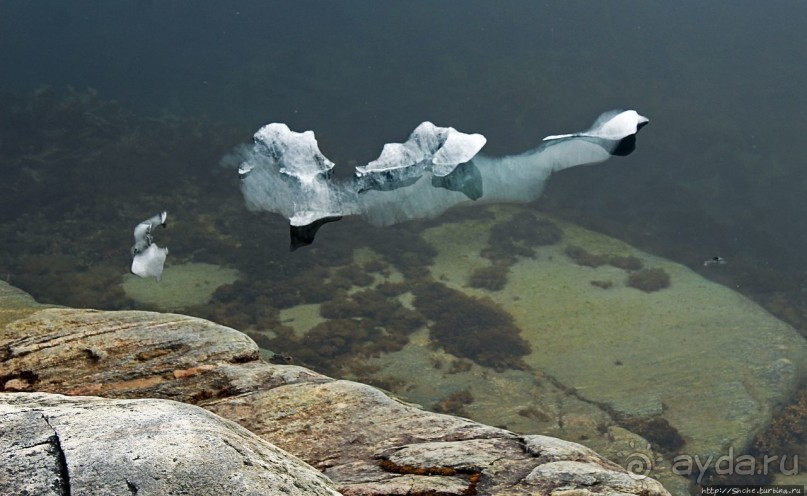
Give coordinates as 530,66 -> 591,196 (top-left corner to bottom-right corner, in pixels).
2,2 -> 807,493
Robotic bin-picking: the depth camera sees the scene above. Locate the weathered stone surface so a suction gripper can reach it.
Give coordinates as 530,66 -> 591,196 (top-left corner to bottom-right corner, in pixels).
0,280 -> 669,495
526,460 -> 641,490
523,435 -> 605,463
0,406 -> 66,495
0,392 -> 340,496
0,278 -> 50,330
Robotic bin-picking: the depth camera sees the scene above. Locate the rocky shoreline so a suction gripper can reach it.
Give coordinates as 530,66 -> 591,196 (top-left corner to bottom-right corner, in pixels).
0,280 -> 668,495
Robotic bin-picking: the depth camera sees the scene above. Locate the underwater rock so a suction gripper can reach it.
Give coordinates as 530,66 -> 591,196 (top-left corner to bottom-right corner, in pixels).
0,280 -> 667,496
233,110 -> 648,247
121,262 -> 240,310
420,207 -> 807,461
0,392 -> 340,496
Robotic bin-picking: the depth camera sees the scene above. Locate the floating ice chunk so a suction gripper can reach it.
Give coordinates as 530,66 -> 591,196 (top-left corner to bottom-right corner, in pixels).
130,211 -> 168,280
431,129 -> 487,176
237,163 -> 254,179
253,123 -> 334,184
131,244 -> 169,281
239,123 -> 350,242
131,211 -> 167,256
358,110 -> 649,226
355,122 -> 486,183
542,110 -> 650,167
472,110 -> 649,205
231,110 -> 648,248
544,110 -> 648,142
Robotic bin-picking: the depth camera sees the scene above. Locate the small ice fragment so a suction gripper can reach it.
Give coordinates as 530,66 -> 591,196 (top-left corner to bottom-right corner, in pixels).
238,163 -> 254,179
130,211 -> 168,280
131,244 -> 169,281
703,256 -> 727,267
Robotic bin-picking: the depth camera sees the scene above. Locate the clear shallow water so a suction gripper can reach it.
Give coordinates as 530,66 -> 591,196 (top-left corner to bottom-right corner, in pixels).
2,2 -> 807,494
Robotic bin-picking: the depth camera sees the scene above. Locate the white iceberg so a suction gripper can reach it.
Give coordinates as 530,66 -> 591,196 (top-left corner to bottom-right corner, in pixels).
232,110 -> 648,248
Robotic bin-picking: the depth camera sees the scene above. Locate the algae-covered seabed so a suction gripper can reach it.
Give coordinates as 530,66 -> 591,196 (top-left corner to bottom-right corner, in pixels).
2,89 -> 807,494
261,206 -> 807,493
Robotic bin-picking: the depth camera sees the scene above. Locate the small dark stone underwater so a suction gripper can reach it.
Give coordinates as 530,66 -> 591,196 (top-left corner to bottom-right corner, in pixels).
2,2 -> 807,493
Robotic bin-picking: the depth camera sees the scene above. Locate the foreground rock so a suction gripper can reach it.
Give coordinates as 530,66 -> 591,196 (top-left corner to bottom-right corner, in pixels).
0,392 -> 339,496
0,280 -> 668,495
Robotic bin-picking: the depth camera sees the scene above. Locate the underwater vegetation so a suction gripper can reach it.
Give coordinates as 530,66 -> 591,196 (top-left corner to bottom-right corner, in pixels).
320,288 -> 425,334
302,319 -> 408,370
467,264 -> 510,291
621,416 -> 684,454
190,283 -> 290,333
608,254 -> 644,271
375,281 -> 410,297
563,244 -> 670,292
483,211 -> 564,265
255,318 -> 411,378
0,87 -> 243,308
432,389 -> 475,417
753,387 -> 807,463
361,224 -> 438,279
412,281 -> 531,371
564,245 -> 608,267
239,267 -> 534,376
334,264 -> 375,287
447,359 -> 474,374
236,271 -> 425,377
626,268 -> 671,293
469,211 -> 564,291
518,405 -> 552,423
0,87 -> 240,220
564,245 -> 643,271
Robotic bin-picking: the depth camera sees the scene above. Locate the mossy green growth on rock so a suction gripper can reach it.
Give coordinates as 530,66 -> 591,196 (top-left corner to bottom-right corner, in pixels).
412,281 -> 530,370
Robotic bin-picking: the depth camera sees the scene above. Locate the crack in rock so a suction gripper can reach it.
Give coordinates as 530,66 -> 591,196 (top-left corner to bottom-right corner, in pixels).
125,479 -> 139,494
42,415 -> 71,496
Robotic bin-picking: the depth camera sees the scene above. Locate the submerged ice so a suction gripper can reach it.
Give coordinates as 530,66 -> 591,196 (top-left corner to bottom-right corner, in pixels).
233,110 -> 648,247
